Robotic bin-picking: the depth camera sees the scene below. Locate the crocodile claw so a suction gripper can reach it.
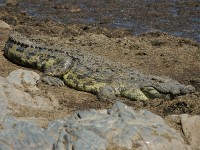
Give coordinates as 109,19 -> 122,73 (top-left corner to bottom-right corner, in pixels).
42,76 -> 65,86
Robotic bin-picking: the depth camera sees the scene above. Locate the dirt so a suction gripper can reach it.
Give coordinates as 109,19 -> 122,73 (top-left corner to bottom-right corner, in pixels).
0,1 -> 200,128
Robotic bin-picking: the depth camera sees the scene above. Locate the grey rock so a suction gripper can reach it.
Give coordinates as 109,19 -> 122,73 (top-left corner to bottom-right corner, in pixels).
6,69 -> 40,92
0,20 -> 12,47
181,114 -> 200,150
0,76 -> 11,120
97,85 -> 117,101
0,115 -> 16,129
0,71 -> 58,111
50,101 -> 190,150
0,98 -> 10,121
0,120 -> 54,150
47,120 -> 66,143
0,101 -> 192,150
16,117 -> 49,128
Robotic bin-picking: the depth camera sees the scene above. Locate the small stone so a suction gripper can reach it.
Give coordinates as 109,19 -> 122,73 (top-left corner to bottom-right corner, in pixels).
0,70 -> 58,112
97,85 -> 116,101
0,20 -> 11,29
6,69 -> 40,92
0,20 -> 12,47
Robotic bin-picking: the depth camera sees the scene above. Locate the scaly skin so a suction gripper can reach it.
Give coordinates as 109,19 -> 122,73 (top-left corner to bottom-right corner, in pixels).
3,32 -> 195,101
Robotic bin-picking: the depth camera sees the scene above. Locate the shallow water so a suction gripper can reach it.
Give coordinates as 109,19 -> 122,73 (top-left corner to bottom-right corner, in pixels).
1,0 -> 200,42
0,0 -> 6,6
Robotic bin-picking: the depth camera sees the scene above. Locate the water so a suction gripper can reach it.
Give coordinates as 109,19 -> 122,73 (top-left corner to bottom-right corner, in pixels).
1,0 -> 200,42
0,0 -> 6,6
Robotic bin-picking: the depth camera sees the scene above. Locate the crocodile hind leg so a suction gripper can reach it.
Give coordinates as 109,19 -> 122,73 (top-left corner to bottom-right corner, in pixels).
121,88 -> 148,101
141,87 -> 168,99
120,86 -> 167,101
96,84 -> 164,101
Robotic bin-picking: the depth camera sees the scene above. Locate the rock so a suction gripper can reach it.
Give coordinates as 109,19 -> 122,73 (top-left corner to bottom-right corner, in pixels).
0,20 -> 12,47
0,101 -> 192,149
0,119 -> 54,150
0,115 -> 16,129
51,101 -> 190,150
97,85 -> 117,101
0,20 -> 11,29
6,69 -> 40,92
0,76 -> 11,121
181,114 -> 200,150
46,120 -> 66,142
0,70 -> 58,111
0,95 -> 10,121
17,117 -> 49,128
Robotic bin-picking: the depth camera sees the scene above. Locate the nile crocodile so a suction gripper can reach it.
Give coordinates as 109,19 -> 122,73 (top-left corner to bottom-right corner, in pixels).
3,32 -> 195,101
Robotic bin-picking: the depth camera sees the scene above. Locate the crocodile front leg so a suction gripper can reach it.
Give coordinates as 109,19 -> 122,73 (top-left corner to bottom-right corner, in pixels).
42,56 -> 74,86
44,56 -> 74,77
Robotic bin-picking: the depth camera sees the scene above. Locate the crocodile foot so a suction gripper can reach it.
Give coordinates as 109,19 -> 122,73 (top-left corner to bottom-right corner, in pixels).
120,87 -> 168,101
42,76 -> 64,86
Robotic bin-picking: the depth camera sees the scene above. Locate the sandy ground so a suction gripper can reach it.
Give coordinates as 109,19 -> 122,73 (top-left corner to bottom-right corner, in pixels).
0,1 -> 200,129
